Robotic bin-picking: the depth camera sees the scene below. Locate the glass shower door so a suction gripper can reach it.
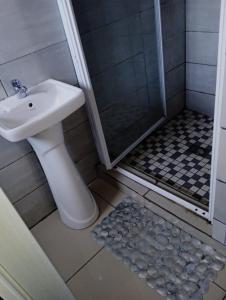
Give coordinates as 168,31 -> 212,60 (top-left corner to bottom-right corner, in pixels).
73,0 -> 166,165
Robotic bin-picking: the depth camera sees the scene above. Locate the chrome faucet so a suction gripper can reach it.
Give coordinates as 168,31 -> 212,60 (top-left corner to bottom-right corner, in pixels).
11,79 -> 28,98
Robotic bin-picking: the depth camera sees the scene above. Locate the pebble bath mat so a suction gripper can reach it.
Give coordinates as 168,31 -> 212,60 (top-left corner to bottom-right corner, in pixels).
91,198 -> 226,300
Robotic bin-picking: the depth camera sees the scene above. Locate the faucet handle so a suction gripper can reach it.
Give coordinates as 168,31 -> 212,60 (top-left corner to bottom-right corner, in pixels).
11,79 -> 22,91
11,79 -> 28,98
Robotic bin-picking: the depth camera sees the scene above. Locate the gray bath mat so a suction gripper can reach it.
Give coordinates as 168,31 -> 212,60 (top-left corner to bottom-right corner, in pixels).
91,198 -> 226,300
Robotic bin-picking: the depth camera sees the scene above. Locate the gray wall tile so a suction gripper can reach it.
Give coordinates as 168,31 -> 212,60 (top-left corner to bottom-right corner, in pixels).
76,151 -> 98,184
166,64 -> 185,99
92,53 -> 148,112
217,129 -> 226,183
186,90 -> 215,117
63,107 -> 88,132
14,183 -> 56,229
0,153 -> 46,204
65,121 -> 95,162
140,0 -> 154,11
186,32 -> 219,66
212,219 -> 226,245
0,0 -> 66,64
0,42 -> 77,96
0,137 -> 31,170
163,33 -> 185,72
74,0 -> 140,34
82,14 -> 142,76
161,0 -> 186,116
0,81 -> 7,100
186,0 -> 221,32
141,7 -> 155,35
186,63 -> 217,95
161,0 -> 185,40
214,180 -> 226,224
185,0 -> 220,115
167,91 -> 185,119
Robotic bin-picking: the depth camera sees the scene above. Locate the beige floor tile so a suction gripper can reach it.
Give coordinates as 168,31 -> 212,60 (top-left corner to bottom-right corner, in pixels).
204,282 -> 226,299
119,163 -> 157,184
31,193 -> 114,281
68,248 -> 226,300
215,268 -> 226,292
145,190 -> 212,236
106,169 -> 149,196
67,248 -> 164,300
91,178 -> 226,291
100,171 -> 212,237
89,178 -> 127,207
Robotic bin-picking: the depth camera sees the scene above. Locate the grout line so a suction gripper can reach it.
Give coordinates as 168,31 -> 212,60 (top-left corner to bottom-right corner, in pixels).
63,118 -> 88,134
186,30 -> 219,34
0,150 -> 33,172
29,207 -> 57,230
91,188 -> 116,208
65,247 -> 104,283
0,40 -> 67,67
0,80 -> 8,97
98,85 -> 150,115
186,89 -> 216,97
79,7 -> 156,37
89,52 -> 144,79
167,89 -> 185,102
214,217 -> 226,227
216,178 -> 226,185
13,181 -> 48,205
166,62 -> 185,74
101,172 -> 141,196
186,61 -> 217,67
213,281 -> 226,293
106,172 -> 148,197
64,119 -> 89,134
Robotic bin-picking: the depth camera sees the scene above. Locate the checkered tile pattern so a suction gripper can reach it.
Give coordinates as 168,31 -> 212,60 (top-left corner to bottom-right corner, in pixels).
124,110 -> 213,207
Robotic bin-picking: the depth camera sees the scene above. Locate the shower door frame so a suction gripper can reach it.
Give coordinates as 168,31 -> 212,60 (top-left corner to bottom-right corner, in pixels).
57,0 -> 167,170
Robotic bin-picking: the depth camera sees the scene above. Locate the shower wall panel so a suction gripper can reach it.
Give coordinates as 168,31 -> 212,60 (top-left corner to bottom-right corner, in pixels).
74,0 -> 164,159
161,0 -> 186,119
186,0 -> 221,117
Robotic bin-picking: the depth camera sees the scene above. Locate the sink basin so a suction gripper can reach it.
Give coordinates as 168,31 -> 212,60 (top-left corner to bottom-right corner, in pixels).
0,79 -> 98,230
0,79 -> 85,142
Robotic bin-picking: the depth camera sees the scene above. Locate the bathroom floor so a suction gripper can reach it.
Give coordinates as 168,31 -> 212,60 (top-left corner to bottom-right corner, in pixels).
124,109 -> 213,208
31,177 -> 226,300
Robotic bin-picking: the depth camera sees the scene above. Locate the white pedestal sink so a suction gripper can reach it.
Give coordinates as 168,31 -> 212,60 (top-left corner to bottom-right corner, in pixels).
0,79 -> 99,229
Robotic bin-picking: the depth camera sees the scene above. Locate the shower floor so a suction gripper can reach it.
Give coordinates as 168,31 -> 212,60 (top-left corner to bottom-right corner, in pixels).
123,109 -> 213,207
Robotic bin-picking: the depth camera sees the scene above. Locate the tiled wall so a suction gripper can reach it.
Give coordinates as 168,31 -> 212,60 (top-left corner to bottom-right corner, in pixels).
75,0 -> 161,114
74,0 -> 186,135
0,0 -> 98,228
186,0 -> 221,117
213,111 -> 226,244
161,0 -> 186,118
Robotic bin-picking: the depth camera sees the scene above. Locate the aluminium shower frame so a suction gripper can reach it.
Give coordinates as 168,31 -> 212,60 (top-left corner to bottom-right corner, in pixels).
57,0 -> 225,223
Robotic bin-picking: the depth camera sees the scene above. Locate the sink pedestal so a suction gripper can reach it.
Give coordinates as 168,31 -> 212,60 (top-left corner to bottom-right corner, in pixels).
28,123 -> 99,229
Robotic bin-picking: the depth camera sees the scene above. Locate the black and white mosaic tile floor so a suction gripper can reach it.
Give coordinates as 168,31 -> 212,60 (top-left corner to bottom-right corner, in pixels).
124,110 -> 213,207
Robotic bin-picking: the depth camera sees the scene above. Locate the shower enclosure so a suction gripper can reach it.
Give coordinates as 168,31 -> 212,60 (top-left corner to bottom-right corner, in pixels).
72,0 -> 167,165
58,0 -> 221,222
